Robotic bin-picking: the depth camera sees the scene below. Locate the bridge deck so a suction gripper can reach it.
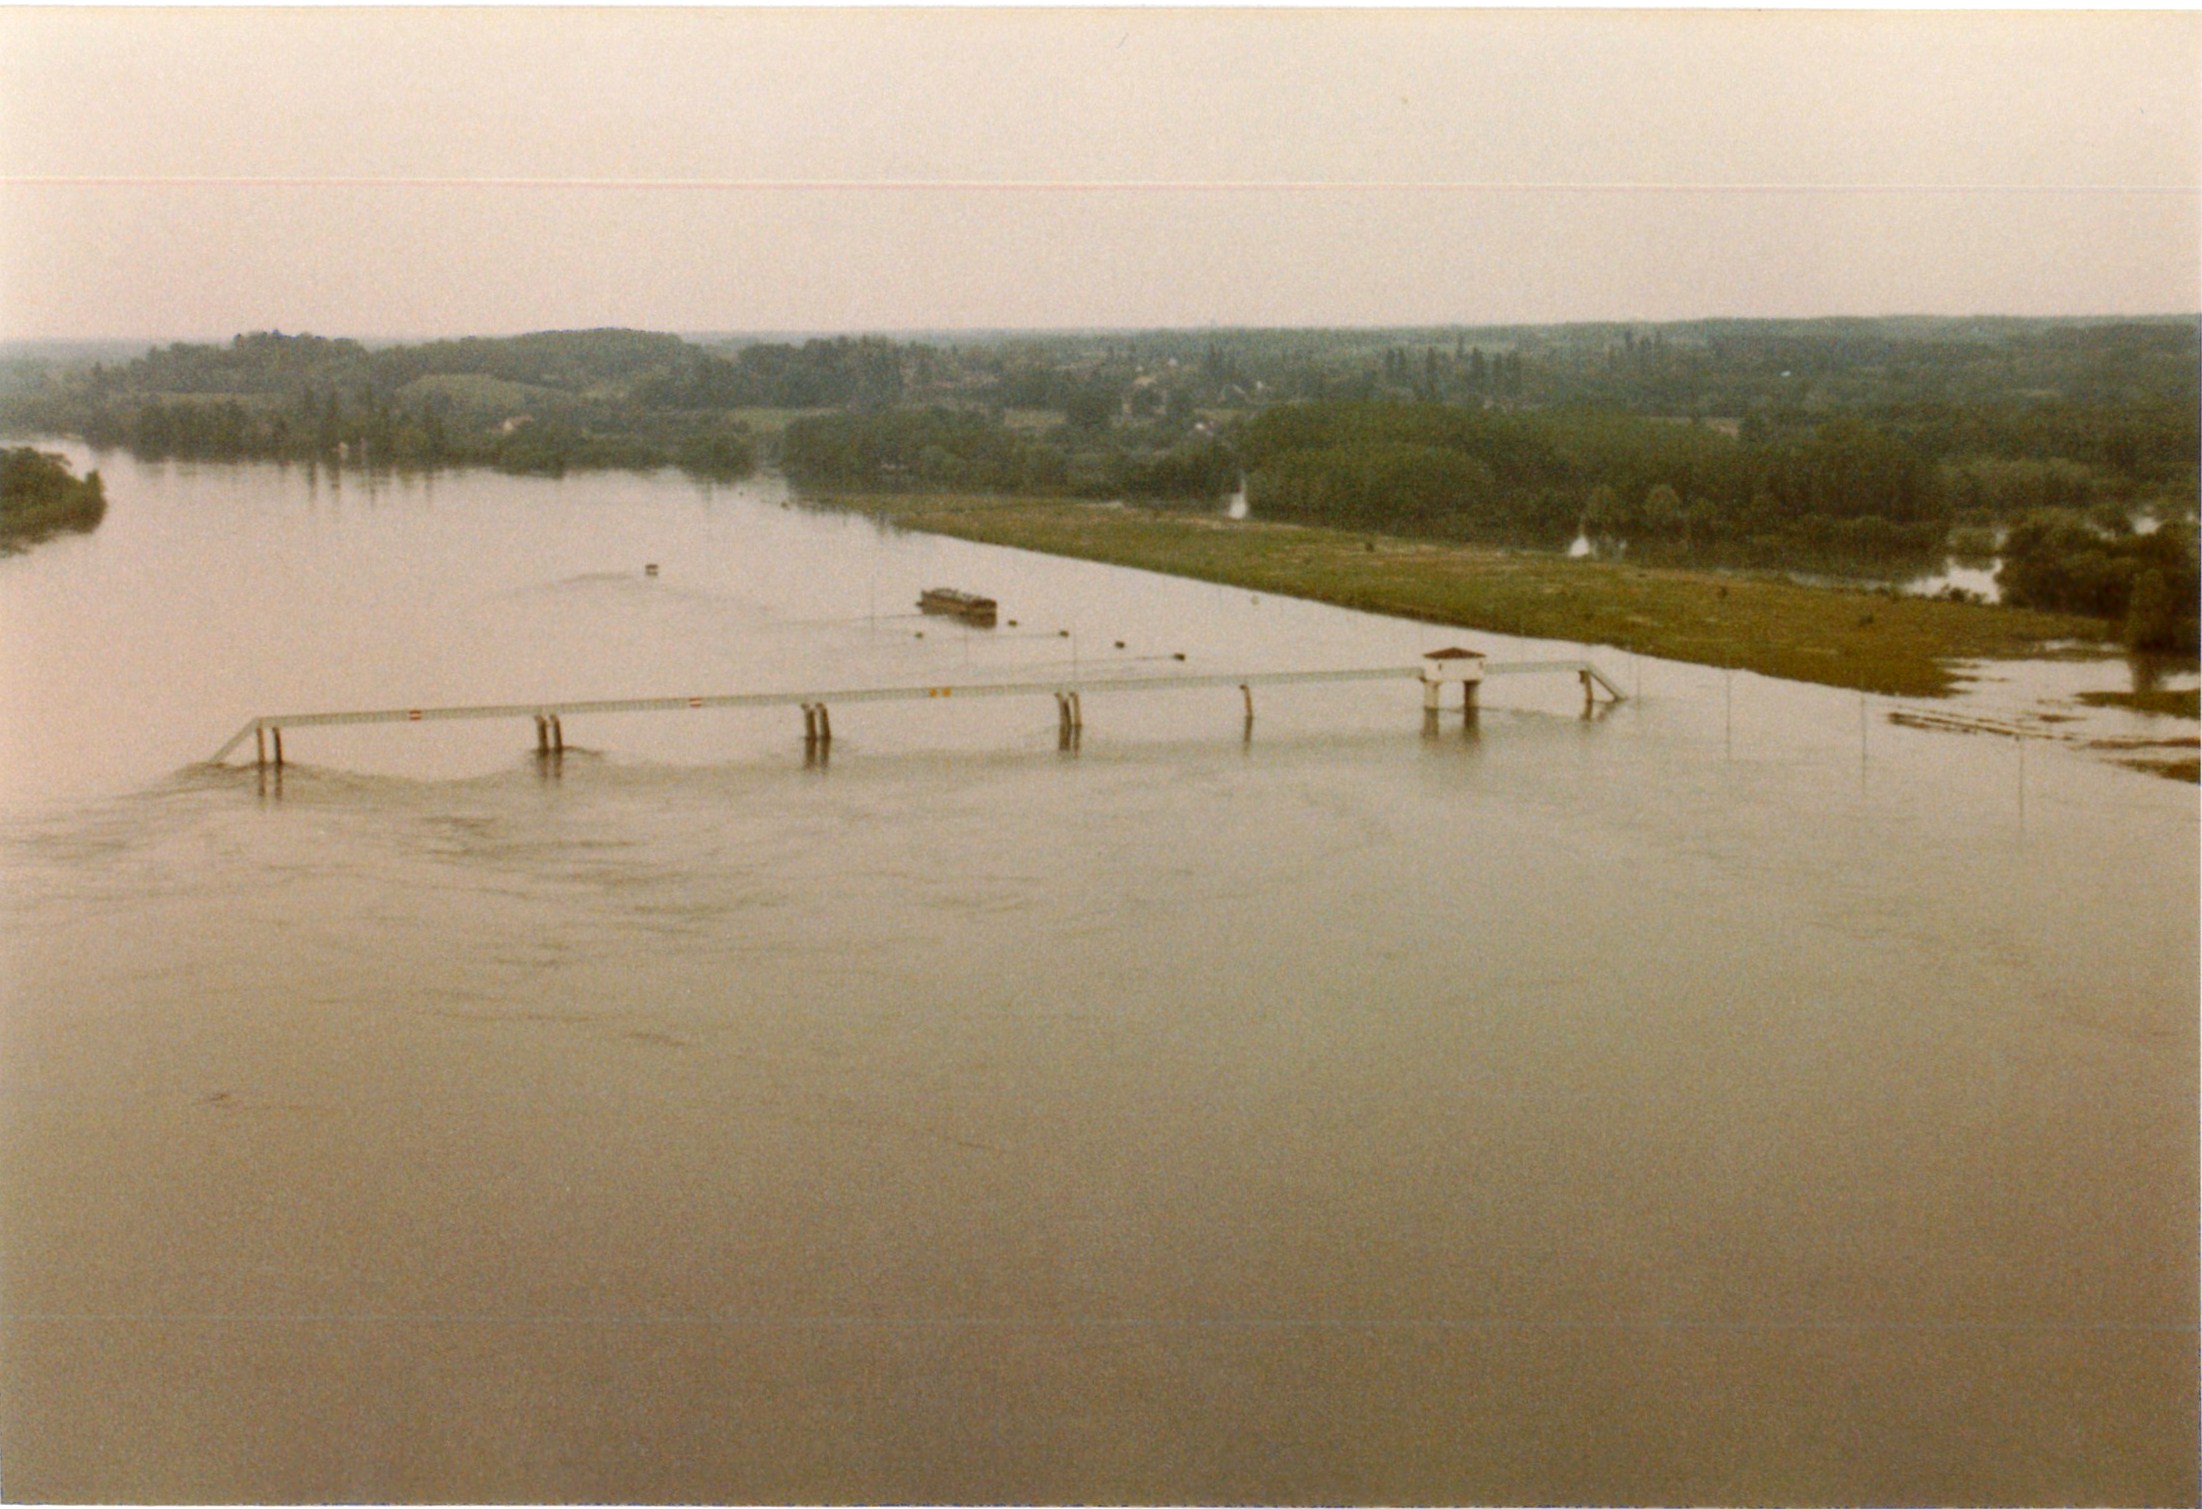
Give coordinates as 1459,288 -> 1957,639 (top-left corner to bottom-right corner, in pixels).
211,659 -> 1624,763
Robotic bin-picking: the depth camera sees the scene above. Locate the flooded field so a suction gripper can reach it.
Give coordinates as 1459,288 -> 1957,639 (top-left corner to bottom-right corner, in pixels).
2,448 -> 2195,1503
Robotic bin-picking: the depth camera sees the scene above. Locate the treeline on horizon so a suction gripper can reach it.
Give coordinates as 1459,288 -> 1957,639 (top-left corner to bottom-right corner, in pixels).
0,330 -> 764,480
1,317 -> 2193,646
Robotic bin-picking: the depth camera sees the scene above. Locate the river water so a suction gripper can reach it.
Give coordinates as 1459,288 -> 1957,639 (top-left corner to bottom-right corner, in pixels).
2,447 -> 2195,1504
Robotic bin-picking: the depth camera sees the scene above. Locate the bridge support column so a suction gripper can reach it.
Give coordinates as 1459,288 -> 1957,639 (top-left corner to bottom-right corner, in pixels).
550,715 -> 564,754
255,726 -> 267,769
1068,692 -> 1082,731
802,704 -> 818,743
815,704 -> 831,743
272,727 -> 284,769
1580,669 -> 1595,713
535,716 -> 550,755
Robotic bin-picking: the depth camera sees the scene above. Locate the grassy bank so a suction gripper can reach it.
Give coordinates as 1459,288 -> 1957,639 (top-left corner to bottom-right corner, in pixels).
830,493 -> 2108,698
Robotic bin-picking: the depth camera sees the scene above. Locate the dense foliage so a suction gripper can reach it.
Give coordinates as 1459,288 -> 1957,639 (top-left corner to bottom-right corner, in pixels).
0,329 -> 756,480
780,408 -> 1234,501
635,337 -> 915,409
1238,402 -> 1951,565
783,408 -> 1063,493
0,447 -> 106,549
1997,514 -> 2199,651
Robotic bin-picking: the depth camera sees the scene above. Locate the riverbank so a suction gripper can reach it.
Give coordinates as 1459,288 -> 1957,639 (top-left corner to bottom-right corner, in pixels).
1,446 -> 106,553
826,494 -> 2108,698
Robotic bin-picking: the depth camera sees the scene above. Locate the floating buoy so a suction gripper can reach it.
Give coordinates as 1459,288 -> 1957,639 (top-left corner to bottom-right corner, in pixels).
1114,640 -> 1126,649
1172,652 -> 1186,661
644,563 -> 659,577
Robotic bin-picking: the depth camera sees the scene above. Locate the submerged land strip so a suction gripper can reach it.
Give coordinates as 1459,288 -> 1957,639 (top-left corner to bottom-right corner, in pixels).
833,493 -> 2108,700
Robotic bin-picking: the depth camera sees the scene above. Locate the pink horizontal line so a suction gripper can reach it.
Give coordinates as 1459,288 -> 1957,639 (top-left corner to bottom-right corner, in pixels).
3,175 -> 2194,195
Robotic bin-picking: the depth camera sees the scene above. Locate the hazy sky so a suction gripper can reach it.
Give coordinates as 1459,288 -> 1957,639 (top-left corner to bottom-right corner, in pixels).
3,8 -> 2197,340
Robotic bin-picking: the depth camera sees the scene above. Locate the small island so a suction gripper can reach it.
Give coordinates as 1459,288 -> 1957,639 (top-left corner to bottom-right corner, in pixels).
1,447 -> 106,552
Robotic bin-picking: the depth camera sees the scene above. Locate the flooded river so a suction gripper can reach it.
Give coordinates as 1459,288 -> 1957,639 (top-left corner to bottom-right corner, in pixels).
2,448 -> 2195,1504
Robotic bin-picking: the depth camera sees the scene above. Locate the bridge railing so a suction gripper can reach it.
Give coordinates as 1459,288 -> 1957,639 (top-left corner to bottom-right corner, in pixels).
211,658 -> 1621,766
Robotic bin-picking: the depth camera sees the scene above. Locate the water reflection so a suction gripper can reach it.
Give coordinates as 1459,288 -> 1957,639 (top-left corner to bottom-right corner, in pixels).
1901,555 -> 2004,604
2128,652 -> 2201,696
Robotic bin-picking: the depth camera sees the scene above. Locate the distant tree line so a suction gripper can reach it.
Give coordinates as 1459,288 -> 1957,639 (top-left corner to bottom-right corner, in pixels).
635,337 -> 919,409
780,408 -> 1235,502
61,391 -> 754,480
4,331 -> 757,480
1238,402 -> 1953,566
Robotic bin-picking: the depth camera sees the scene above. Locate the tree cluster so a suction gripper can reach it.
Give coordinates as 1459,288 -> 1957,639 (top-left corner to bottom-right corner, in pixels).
1239,403 -> 1954,566
7,331 -> 757,481
635,337 -> 917,410
779,408 -> 1235,503
0,448 -> 106,550
1997,513 -> 2200,651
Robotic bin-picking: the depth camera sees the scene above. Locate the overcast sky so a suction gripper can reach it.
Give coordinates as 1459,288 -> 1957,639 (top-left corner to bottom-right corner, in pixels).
3,8 -> 2196,341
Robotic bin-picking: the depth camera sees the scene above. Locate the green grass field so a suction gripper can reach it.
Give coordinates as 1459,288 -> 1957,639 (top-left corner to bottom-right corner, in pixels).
832,493 -> 2112,699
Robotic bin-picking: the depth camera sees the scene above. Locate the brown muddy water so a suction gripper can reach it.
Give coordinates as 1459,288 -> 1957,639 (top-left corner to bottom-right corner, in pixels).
2,448 -> 2196,1504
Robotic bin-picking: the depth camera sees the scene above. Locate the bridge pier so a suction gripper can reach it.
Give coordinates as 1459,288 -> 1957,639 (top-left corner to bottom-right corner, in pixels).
535,716 -> 550,756
272,726 -> 284,769
1423,678 -> 1480,717
255,726 -> 266,769
549,715 -> 564,754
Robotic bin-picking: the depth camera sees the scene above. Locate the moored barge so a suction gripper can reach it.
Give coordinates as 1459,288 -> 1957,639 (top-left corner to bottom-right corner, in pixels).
917,588 -> 998,627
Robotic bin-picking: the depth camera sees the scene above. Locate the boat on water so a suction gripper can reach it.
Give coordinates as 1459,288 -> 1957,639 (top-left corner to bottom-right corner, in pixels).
917,588 -> 998,627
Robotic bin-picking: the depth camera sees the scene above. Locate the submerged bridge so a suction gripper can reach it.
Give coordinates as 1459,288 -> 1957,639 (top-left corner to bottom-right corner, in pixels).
211,653 -> 1625,769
